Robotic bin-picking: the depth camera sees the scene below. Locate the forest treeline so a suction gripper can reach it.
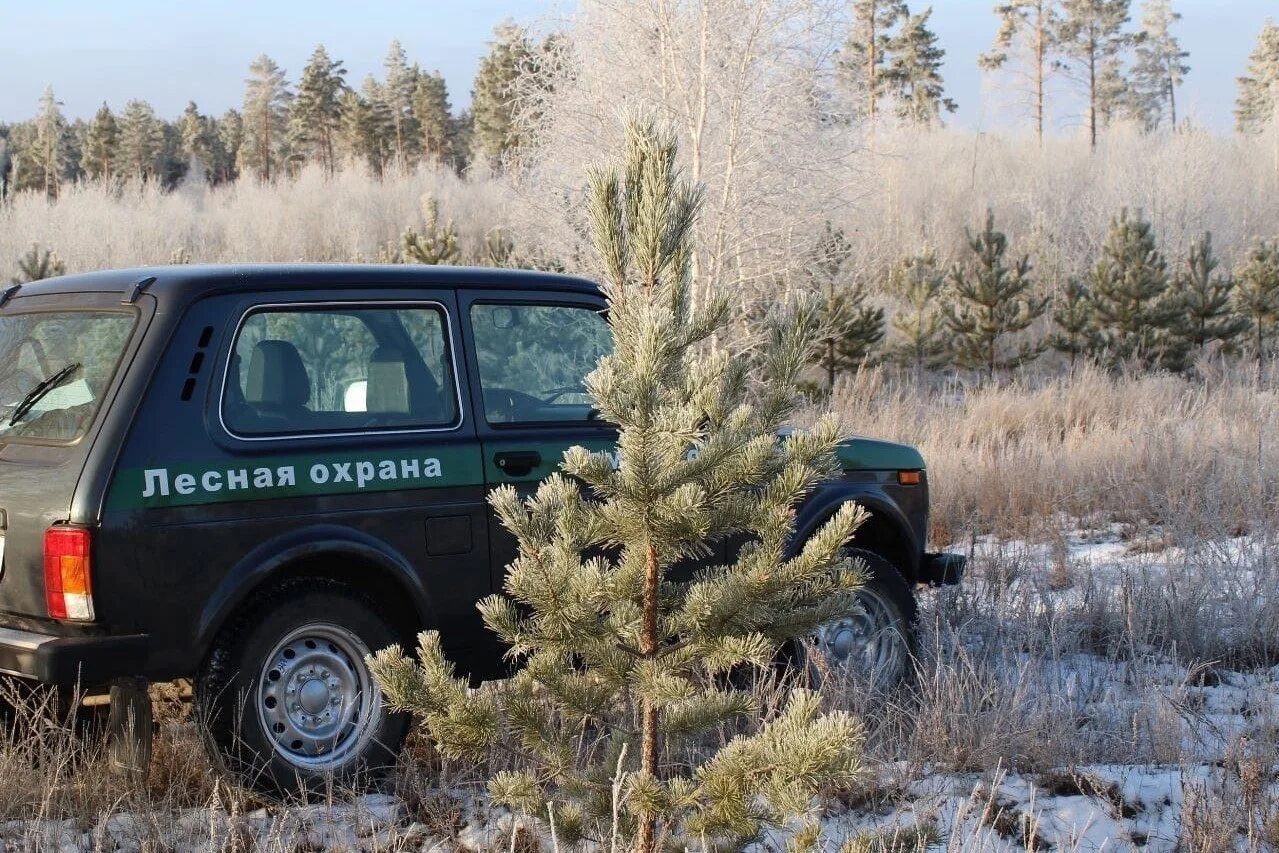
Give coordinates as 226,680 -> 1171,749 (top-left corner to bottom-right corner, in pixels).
3,1 -> 1279,386
3,2 -> 1277,196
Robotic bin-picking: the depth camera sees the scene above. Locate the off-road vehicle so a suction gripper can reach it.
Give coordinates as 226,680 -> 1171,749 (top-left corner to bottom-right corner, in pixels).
0,264 -> 962,792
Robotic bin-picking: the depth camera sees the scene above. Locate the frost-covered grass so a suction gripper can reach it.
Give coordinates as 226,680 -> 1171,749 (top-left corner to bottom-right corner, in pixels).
0,370 -> 1276,849
3,522 -> 1278,850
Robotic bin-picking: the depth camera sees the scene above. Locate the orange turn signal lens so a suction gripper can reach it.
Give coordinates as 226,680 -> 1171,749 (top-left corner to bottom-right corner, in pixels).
897,470 -> 922,486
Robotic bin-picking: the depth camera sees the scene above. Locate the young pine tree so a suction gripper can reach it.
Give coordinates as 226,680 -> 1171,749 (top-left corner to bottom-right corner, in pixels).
1168,232 -> 1248,359
400,197 -> 461,265
1049,277 -> 1097,370
11,244 -> 65,284
886,251 -> 950,376
1236,20 -> 1279,135
944,210 -> 1048,379
808,223 -> 885,390
1089,208 -> 1174,367
370,119 -> 866,852
1235,240 -> 1279,378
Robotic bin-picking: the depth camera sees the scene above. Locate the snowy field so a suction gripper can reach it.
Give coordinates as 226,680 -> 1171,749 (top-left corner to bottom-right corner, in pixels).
1,523 -> 1275,851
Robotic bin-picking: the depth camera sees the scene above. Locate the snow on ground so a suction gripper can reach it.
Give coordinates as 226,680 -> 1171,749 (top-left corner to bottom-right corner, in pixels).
3,528 -> 1277,851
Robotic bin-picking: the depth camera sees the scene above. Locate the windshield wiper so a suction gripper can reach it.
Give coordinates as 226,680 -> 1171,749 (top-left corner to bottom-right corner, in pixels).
9,362 -> 82,426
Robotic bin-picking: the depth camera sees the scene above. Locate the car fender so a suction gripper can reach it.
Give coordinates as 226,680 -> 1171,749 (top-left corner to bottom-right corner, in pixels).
790,483 -> 921,579
194,523 -> 436,657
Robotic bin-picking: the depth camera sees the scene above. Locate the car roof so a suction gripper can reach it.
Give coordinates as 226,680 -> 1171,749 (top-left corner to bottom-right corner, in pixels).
8,264 -> 603,303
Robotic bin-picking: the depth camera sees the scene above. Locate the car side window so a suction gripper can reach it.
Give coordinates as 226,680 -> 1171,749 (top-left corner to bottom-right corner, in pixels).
470,303 -> 612,425
223,305 -> 458,436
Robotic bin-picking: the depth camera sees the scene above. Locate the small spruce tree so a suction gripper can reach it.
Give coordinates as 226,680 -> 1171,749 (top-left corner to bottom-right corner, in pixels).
12,244 -> 65,284
370,119 -> 866,852
1049,277 -> 1097,371
1235,239 -> 1279,379
886,251 -> 950,377
1089,208 -> 1175,367
1167,232 -> 1248,360
944,209 -> 1048,379
808,223 -> 885,391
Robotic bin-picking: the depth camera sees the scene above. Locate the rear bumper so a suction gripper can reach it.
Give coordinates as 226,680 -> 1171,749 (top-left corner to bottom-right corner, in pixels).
0,627 -> 149,687
919,552 -> 965,586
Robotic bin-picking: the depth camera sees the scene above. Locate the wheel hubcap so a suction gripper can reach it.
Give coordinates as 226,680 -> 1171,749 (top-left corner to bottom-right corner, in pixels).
812,587 -> 907,687
257,623 -> 380,771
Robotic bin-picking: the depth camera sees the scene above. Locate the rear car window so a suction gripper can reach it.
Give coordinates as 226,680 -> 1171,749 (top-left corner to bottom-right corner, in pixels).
222,305 -> 459,437
470,303 -> 612,424
0,311 -> 136,443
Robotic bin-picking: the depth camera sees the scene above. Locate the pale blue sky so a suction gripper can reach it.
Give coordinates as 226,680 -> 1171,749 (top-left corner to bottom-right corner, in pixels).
1,0 -> 1272,132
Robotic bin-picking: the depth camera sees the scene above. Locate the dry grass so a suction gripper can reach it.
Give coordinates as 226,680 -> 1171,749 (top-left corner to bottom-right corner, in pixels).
832,364 -> 1279,545
0,367 -> 1272,848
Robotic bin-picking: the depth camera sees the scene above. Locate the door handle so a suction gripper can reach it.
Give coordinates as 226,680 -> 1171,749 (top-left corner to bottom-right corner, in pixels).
494,450 -> 542,477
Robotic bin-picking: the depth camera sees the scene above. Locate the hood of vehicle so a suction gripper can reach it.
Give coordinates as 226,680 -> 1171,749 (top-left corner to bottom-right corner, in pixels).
835,436 -> 925,471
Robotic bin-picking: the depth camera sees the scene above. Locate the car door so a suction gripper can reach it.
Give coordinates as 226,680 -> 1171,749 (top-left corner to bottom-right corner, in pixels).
110,288 -> 493,670
457,289 -> 616,594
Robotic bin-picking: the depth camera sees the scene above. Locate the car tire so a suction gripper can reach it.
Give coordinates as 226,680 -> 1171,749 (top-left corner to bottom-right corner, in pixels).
196,578 -> 409,797
795,548 -> 918,691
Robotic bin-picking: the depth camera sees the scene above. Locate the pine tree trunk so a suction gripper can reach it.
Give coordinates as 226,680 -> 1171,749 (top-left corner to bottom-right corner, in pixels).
867,2 -> 878,124
636,541 -> 660,853
1168,75 -> 1177,129
1035,3 -> 1045,148
1089,45 -> 1098,151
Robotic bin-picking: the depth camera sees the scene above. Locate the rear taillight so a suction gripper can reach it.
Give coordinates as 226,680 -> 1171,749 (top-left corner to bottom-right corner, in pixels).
44,527 -> 94,621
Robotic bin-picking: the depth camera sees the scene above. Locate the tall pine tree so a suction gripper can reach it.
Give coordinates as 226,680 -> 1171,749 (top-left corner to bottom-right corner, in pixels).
471,22 -> 536,170
884,7 -> 958,124
289,45 -> 347,174
413,70 -> 455,166
840,0 -> 909,122
82,103 -> 119,181
32,87 -> 69,198
1089,208 -> 1175,366
1236,20 -> 1279,135
1129,0 -> 1189,130
240,54 -> 292,181
945,209 -> 1048,378
382,41 -> 420,170
117,99 -> 164,182
1056,0 -> 1134,149
980,0 -> 1062,145
370,118 -> 867,853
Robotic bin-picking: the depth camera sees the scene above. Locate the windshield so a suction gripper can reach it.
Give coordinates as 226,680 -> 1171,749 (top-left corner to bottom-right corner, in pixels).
0,311 -> 136,442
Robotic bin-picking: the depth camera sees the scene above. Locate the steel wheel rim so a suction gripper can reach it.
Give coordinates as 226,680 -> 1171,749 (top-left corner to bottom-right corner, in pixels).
812,586 -> 907,687
256,623 -> 381,771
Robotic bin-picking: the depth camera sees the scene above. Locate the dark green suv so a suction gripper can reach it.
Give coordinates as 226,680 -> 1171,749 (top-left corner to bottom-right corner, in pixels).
0,264 -> 961,791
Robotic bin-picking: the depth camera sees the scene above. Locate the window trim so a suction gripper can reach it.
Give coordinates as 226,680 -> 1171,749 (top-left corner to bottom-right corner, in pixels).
218,299 -> 465,442
467,299 -> 612,430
